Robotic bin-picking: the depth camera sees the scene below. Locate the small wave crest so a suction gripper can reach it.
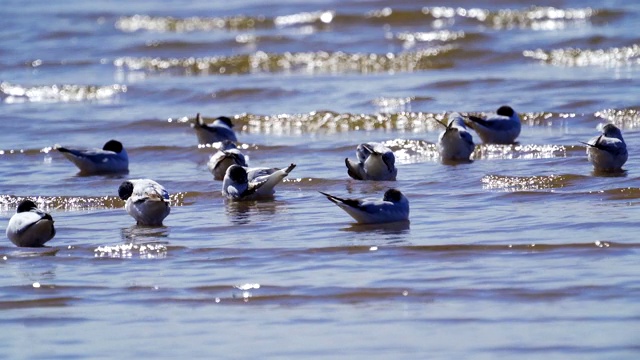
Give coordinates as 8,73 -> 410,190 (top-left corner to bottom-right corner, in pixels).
113,48 -> 454,76
94,242 -> 168,259
523,44 -> 640,67
0,192 -> 191,211
115,14 -> 270,32
421,6 -> 607,30
482,174 -> 578,192
476,144 -> 567,160
115,6 -> 616,34
0,82 -> 126,104
595,108 -> 640,130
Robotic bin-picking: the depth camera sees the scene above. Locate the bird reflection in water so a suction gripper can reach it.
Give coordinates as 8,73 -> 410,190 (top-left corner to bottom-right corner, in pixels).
224,199 -> 283,226
342,220 -> 410,235
120,224 -> 170,244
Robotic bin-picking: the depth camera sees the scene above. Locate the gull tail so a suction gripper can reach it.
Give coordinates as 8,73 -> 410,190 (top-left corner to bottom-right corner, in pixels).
580,136 -> 605,150
318,191 -> 360,208
319,191 -> 340,204
464,115 -> 491,128
284,163 -> 296,175
55,146 -> 83,157
194,113 -> 205,128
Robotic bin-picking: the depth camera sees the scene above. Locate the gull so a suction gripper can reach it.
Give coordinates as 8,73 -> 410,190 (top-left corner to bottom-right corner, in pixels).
56,139 -> 128,174
437,112 -> 475,162
345,142 -> 397,181
6,200 -> 56,247
207,140 -> 248,180
582,123 -> 628,172
464,105 -> 521,144
319,189 -> 409,224
222,163 -> 296,201
118,179 -> 171,226
192,113 -> 237,144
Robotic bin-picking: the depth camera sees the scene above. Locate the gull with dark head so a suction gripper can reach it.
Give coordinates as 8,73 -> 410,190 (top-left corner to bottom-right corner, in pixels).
437,112 -> 475,162
319,189 -> 409,224
192,113 -> 237,144
582,123 -> 628,172
345,142 -> 397,181
118,179 -> 171,226
56,139 -> 128,174
222,163 -> 296,201
207,140 -> 248,180
465,105 -> 521,144
6,200 -> 56,247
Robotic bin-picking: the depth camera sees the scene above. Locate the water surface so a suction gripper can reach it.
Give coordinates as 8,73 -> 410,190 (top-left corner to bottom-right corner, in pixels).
1,0 -> 639,358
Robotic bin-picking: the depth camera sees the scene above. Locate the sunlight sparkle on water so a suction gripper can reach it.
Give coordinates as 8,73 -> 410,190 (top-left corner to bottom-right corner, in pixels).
94,243 -> 168,259
235,283 -> 260,291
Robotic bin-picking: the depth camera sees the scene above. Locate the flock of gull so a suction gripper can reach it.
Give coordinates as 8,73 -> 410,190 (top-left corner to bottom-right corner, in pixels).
5,106 -> 628,248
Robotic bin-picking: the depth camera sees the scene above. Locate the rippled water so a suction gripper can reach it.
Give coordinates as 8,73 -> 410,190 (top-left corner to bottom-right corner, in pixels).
1,0 -> 640,358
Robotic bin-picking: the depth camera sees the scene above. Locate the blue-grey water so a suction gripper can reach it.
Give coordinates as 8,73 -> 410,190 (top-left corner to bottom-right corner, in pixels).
1,0 -> 640,358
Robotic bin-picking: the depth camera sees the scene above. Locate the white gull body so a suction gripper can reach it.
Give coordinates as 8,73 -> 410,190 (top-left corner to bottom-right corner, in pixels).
6,200 -> 56,247
437,113 -> 475,162
584,123 -> 627,172
222,164 -> 296,201
118,179 -> 171,226
465,105 -> 521,144
319,189 -> 409,224
345,142 -> 397,181
56,139 -> 128,174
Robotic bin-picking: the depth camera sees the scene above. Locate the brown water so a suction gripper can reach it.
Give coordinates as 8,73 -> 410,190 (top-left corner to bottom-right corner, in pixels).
1,0 -> 640,358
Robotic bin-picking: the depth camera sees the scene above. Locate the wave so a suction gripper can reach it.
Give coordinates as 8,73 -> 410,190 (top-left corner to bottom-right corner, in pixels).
113,47 -> 455,76
0,297 -> 77,310
0,192 -> 199,211
37,109 -> 626,136
0,82 -> 126,103
594,108 -> 640,129
115,14 -> 272,32
482,174 -> 584,192
523,44 -> 640,67
114,6 -> 621,33
213,111 -> 602,135
419,6 -> 620,30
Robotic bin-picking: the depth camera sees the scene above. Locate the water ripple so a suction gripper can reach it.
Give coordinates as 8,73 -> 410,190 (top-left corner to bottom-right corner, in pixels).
481,174 -> 579,192
0,82 -> 127,103
113,48 -> 455,75
182,111 -> 607,135
523,44 -> 640,67
114,7 -> 617,33
595,108 -> 640,130
420,6 -> 610,29
94,242 -> 168,259
115,14 -> 270,32
0,193 -> 191,211
476,144 -> 567,160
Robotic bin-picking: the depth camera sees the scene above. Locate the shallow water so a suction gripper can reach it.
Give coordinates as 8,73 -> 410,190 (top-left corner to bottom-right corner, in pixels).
1,0 -> 640,358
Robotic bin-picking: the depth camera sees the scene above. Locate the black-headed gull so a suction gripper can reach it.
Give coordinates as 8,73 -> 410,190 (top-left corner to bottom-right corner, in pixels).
118,179 -> 171,226
437,112 -> 475,162
207,140 -> 248,180
345,142 -> 397,181
582,123 -> 628,172
222,164 -> 296,201
319,189 -> 409,224
6,200 -> 56,247
192,113 -> 237,144
56,139 -> 128,174
465,105 -> 521,144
